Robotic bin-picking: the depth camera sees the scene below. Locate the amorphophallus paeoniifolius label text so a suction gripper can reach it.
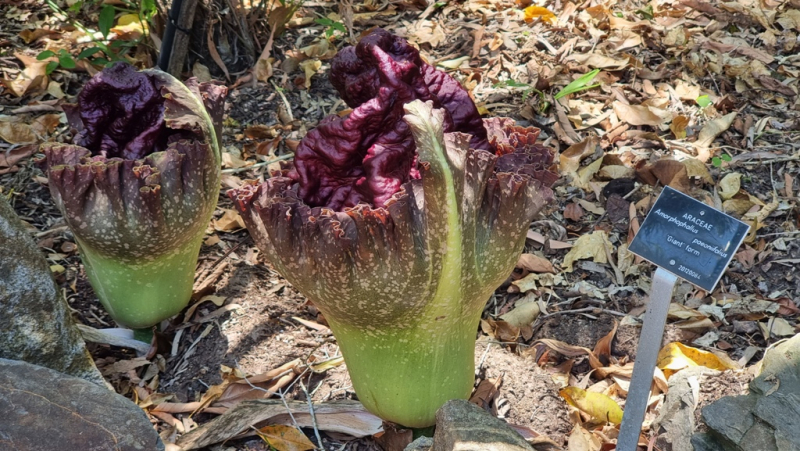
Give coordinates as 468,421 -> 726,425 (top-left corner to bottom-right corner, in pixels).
39,63 -> 226,329
230,29 -> 557,427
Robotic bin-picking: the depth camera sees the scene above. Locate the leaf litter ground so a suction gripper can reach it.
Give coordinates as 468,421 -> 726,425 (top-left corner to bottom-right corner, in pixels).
2,0 -> 800,449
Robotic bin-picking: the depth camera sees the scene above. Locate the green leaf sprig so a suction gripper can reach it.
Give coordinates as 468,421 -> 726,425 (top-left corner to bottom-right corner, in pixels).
554,68 -> 601,100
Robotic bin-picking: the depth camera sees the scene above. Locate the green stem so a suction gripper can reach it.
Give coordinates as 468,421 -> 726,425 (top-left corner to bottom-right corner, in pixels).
133,327 -> 155,344
78,238 -> 202,328
330,312 -> 479,428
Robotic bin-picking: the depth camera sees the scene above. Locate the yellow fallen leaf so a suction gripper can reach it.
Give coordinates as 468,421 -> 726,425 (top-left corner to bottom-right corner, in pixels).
681,158 -> 713,185
598,165 -> 634,180
656,342 -> 737,379
499,298 -> 541,328
257,425 -> 315,451
198,294 -> 227,306
437,56 -> 470,69
511,272 -> 539,292
718,172 -> 741,200
255,57 -> 274,82
523,5 -> 557,25
760,317 -> 796,337
667,303 -> 707,320
576,198 -> 604,215
111,13 -> 148,40
573,157 -> 604,190
565,52 -> 630,70
562,230 -> 611,272
309,355 -> 344,372
299,59 -> 321,89
744,192 -> 778,223
742,192 -> 777,244
46,80 -> 65,99
559,386 -> 623,425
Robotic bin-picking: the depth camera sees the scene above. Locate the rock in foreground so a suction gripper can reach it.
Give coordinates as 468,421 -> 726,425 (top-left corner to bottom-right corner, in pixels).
0,358 -> 163,451
0,196 -> 103,385
432,399 -> 557,451
695,334 -> 800,451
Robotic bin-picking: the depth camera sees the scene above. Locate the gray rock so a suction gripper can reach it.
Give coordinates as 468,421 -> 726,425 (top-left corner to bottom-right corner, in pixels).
0,196 -> 104,385
405,436 -> 433,451
690,432 -> 735,451
0,358 -> 164,451
432,399 -> 534,451
698,334 -> 800,451
651,367 -> 722,451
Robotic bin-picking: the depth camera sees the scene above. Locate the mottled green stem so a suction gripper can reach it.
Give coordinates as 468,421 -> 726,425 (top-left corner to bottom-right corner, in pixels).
79,238 -> 202,329
329,309 -> 480,428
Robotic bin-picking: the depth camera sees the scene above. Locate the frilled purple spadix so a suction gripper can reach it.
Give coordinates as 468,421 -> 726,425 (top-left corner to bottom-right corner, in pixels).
290,28 -> 493,211
39,63 -> 226,329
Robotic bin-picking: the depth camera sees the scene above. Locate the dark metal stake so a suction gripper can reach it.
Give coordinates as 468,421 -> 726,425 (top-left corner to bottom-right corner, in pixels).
157,0 -> 198,76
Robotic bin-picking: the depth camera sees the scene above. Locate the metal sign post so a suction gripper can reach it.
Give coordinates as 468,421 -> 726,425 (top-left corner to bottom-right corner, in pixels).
615,187 -> 749,451
616,267 -> 677,450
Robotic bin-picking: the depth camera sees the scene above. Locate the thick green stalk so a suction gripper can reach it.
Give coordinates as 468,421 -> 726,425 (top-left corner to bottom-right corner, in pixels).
78,237 -> 202,329
330,311 -> 480,428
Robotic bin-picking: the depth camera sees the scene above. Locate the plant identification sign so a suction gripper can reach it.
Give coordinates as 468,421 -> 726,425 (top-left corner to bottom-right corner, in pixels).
628,186 -> 750,292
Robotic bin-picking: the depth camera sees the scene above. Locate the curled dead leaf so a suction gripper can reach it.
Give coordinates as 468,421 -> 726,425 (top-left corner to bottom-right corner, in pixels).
516,253 -> 556,273
613,101 -> 670,126
499,296 -> 541,328
636,159 -> 690,193
560,136 -> 597,174
1,53 -> 49,97
694,112 -> 737,161
562,230 -> 612,272
718,172 -> 742,200
213,209 -> 246,232
671,115 -> 690,139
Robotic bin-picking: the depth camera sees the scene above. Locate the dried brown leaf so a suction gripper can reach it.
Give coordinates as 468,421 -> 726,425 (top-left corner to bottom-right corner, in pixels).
695,112 -> 737,157
593,320 -> 618,361
564,202 -> 584,221
1,53 -> 48,97
0,121 -> 37,144
469,375 -> 503,408
671,115 -> 689,139
612,101 -> 666,126
560,136 -> 597,173
257,425 -> 315,451
213,209 -> 246,232
516,253 -> 556,273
